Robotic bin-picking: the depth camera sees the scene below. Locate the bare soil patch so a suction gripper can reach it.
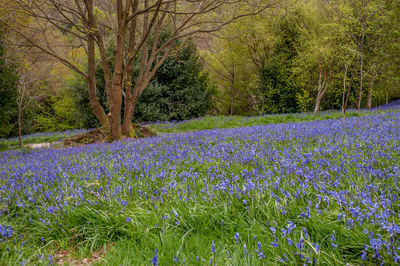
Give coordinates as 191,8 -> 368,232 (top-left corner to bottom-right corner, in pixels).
55,244 -> 111,265
63,125 -> 156,148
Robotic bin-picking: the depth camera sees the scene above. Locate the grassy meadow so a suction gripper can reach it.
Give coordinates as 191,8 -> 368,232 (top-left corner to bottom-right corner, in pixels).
0,107 -> 399,265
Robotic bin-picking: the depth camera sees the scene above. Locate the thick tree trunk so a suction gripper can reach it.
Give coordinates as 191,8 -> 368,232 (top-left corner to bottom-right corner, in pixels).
366,75 -> 375,110
122,87 -> 140,137
18,107 -> 22,148
109,80 -> 123,140
121,2 -> 139,138
105,0 -> 135,141
122,98 -> 136,136
108,7 -> 129,141
87,67 -> 109,128
122,81 -> 144,136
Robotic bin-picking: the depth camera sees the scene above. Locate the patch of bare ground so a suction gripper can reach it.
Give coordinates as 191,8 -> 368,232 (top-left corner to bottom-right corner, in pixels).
63,125 -> 156,148
55,245 -> 111,265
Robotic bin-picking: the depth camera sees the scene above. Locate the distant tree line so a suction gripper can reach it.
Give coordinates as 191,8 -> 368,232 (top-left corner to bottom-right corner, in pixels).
205,0 -> 400,115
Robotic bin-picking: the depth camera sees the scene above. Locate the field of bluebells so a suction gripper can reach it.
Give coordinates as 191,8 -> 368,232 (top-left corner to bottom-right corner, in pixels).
1,107 -> 400,265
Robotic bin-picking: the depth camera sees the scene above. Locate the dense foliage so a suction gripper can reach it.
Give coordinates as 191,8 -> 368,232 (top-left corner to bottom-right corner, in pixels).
0,107 -> 399,264
258,18 -> 300,114
133,41 -> 213,122
0,29 -> 18,138
206,0 -> 400,115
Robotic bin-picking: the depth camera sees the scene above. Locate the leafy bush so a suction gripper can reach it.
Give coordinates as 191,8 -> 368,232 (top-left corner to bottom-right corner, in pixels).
134,41 -> 213,122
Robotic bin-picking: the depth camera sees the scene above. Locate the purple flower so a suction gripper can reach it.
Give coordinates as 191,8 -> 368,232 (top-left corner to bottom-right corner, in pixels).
256,243 -> 265,260
361,250 -> 367,261
234,232 -> 239,243
313,243 -> 320,253
296,238 -> 304,251
287,221 -> 296,234
270,227 -> 276,234
152,249 -> 158,266
270,242 -> 278,248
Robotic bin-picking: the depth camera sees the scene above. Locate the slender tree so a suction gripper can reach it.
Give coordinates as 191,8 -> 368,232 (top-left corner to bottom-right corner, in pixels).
205,38 -> 238,115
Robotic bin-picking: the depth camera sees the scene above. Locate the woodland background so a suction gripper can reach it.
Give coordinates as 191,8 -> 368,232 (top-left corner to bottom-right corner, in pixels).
0,0 -> 399,138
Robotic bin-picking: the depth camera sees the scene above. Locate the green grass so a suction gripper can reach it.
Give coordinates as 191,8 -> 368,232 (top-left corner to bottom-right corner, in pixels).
1,185 -> 374,265
148,110 -> 361,134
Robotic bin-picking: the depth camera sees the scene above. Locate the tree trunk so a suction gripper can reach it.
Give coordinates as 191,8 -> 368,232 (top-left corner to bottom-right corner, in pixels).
385,87 -> 389,104
357,23 -> 365,125
18,107 -> 22,148
87,57 -> 108,128
342,64 -> 348,121
122,97 -> 136,136
121,1 -> 139,138
230,78 -> 234,116
108,11 -> 128,141
366,75 -> 375,109
314,63 -> 324,114
122,83 -> 143,137
314,96 -> 322,114
229,42 -> 235,116
109,80 -> 123,140
87,0 -> 108,128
